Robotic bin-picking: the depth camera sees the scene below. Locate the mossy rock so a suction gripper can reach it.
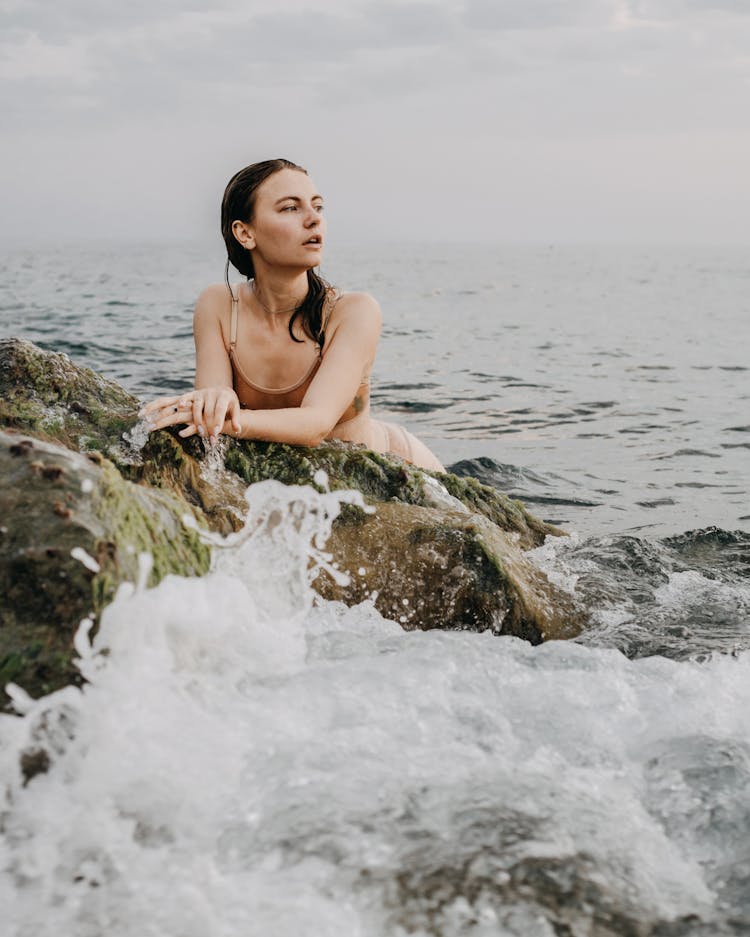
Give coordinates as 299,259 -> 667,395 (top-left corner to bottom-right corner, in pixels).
0,337 -> 138,454
318,501 -> 583,642
0,337 -> 586,705
0,429 -> 210,708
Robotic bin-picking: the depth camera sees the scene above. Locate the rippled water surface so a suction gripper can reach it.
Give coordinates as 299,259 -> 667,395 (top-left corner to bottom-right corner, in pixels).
2,240 -> 747,536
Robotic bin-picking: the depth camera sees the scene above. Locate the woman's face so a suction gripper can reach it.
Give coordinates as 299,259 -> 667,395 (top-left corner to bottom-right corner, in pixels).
240,168 -> 326,270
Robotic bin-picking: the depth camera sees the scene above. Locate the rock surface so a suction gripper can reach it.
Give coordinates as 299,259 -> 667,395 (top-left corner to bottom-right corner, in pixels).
316,501 -> 581,642
0,337 -> 586,707
0,429 -> 210,704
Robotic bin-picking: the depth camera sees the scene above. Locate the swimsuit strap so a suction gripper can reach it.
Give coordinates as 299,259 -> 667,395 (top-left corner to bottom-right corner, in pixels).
229,285 -> 239,352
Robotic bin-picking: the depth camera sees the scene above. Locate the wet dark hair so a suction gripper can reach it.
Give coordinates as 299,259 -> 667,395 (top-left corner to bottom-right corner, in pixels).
221,158 -> 331,347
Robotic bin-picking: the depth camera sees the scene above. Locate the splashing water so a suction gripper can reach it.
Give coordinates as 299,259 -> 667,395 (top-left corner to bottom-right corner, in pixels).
121,417 -> 152,454
199,435 -> 231,480
2,480 -> 750,936
531,526 -> 750,661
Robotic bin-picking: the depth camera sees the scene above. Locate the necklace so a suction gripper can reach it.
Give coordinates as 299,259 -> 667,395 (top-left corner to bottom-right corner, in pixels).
251,281 -> 303,316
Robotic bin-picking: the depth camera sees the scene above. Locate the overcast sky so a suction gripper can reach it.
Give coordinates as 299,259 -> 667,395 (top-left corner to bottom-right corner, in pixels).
2,0 -> 749,244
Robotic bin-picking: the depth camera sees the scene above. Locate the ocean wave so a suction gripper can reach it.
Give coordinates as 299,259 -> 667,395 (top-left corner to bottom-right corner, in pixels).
2,481 -> 750,934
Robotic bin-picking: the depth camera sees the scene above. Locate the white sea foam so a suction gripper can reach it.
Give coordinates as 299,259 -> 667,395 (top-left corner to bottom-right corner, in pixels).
527,530 -> 587,595
654,568 -> 750,612
70,547 -> 101,574
1,480 -> 749,935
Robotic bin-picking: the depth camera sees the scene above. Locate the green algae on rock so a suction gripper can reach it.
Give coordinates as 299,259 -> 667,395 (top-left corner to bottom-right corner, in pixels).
224,437 -> 427,506
0,337 -> 139,454
0,429 -> 209,708
224,437 -> 562,549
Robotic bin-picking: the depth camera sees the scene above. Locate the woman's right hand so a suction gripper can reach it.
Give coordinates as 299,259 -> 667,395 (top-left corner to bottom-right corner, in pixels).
139,387 -> 242,444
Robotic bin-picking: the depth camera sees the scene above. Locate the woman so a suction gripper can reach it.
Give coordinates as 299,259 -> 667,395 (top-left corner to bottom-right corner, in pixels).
142,158 -> 444,473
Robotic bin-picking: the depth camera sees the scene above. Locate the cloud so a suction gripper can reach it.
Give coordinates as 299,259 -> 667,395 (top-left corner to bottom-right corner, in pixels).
1,0 -> 225,42
0,1 -> 470,128
1,0 -> 749,242
0,28 -> 92,82
627,0 -> 750,17
462,0 -> 620,30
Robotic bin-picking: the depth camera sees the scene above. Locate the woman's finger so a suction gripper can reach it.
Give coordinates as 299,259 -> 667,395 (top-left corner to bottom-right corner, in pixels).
210,390 -> 233,435
145,407 -> 191,431
203,393 -> 222,437
139,395 -> 183,416
226,396 -> 242,434
178,423 -> 198,438
191,396 -> 206,436
139,391 -> 197,417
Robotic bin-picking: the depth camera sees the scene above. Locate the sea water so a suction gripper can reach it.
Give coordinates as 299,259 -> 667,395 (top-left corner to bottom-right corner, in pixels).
2,240 -> 746,536
1,242 -> 749,934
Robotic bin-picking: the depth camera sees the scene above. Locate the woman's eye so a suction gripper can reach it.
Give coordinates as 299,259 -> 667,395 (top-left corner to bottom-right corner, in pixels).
280,203 -> 323,212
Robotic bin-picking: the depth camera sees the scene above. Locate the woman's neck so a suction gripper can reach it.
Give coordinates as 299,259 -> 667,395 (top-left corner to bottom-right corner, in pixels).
250,270 -> 309,316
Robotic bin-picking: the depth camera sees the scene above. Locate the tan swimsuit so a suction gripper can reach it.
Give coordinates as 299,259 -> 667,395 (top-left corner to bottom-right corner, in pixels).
227,285 -> 416,462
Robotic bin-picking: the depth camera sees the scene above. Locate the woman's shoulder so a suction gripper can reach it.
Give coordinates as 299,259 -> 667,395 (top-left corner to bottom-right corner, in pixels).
330,289 -> 382,324
324,290 -> 381,350
193,283 -> 235,323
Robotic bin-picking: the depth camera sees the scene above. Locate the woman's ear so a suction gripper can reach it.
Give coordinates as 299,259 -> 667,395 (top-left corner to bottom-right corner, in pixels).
231,220 -> 255,250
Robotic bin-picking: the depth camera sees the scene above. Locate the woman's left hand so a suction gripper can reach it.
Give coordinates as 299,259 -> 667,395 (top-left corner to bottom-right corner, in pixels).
140,387 -> 242,443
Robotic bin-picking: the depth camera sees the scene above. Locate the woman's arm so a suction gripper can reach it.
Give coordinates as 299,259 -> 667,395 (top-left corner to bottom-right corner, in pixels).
222,292 -> 382,446
141,285 -> 242,439
190,286 -> 242,436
